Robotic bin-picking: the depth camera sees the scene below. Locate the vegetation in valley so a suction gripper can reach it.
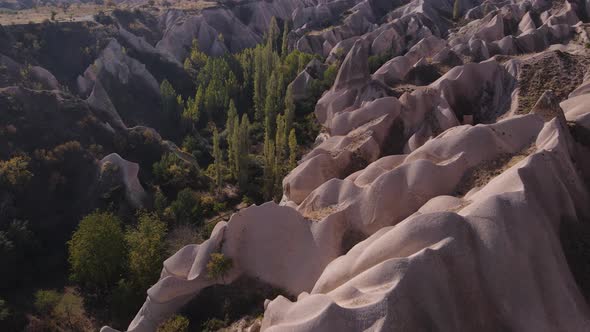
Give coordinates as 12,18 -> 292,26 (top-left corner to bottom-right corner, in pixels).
0,12 -> 336,331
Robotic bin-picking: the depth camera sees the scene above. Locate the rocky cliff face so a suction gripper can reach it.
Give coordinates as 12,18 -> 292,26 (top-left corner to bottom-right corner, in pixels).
97,0 -> 590,331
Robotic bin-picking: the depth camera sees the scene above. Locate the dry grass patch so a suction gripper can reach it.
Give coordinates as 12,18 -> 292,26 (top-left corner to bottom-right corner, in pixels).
0,4 -> 107,25
455,144 -> 536,196
303,204 -> 340,221
517,51 -> 590,114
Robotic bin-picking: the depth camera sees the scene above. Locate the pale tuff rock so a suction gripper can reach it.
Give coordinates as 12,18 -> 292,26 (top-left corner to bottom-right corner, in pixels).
105,0 -> 590,331
99,154 -> 147,209
0,53 -> 59,90
531,90 -> 567,124
518,11 -> 537,34
289,59 -> 327,101
333,39 -> 370,90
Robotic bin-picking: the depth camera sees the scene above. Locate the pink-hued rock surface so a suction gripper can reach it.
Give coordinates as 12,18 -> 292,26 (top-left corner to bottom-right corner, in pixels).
102,0 -> 590,331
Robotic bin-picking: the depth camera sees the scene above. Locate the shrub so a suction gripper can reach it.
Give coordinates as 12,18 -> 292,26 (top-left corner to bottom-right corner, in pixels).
34,290 -> 61,315
0,155 -> 33,187
158,315 -> 189,332
321,64 -> 338,89
54,291 -> 91,331
368,50 -> 393,73
125,211 -> 167,290
242,195 -> 254,206
68,211 -> 127,290
167,188 -> 203,225
202,317 -> 227,331
153,153 -> 200,189
199,193 -> 216,216
206,253 -> 233,283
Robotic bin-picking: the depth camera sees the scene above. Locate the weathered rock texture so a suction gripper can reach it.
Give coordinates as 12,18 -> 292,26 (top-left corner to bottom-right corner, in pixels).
102,0 -> 590,331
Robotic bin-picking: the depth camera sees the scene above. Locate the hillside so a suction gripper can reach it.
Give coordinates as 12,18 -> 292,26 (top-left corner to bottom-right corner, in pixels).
2,0 -> 590,331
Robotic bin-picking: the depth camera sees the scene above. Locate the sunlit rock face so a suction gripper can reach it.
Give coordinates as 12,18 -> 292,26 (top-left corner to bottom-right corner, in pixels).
103,0 -> 590,331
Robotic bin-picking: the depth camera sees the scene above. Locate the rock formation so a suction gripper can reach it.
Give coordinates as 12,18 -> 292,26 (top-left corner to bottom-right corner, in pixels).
13,0 -> 581,331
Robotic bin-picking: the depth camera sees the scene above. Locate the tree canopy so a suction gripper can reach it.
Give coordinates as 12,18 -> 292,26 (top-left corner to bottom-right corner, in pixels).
67,211 -> 127,289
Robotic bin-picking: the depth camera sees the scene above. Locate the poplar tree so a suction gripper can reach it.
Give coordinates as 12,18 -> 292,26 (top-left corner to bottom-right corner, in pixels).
212,127 -> 222,194
253,45 -> 265,120
273,115 -> 287,200
182,89 -> 200,128
204,82 -> 216,121
281,20 -> 289,57
267,16 -> 280,52
231,119 -> 240,181
161,79 -> 183,123
226,100 -> 238,179
288,128 -> 297,170
275,114 -> 287,167
284,85 -> 295,134
264,71 -> 279,140
237,114 -> 250,189
263,137 -> 276,200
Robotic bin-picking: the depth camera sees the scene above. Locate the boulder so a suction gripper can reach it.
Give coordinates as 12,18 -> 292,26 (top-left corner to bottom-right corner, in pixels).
531,90 -> 567,125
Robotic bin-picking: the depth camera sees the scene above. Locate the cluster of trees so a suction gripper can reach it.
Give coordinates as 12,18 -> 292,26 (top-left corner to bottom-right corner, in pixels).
0,155 -> 33,188
157,17 -> 335,204
0,14 -> 341,332
66,208 -> 234,329
31,289 -> 92,331
68,211 -> 166,291
67,210 -> 168,327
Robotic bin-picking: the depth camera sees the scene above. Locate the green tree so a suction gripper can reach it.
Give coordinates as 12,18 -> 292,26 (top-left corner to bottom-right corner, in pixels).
266,16 -> 280,52
204,81 -> 217,121
322,64 -> 338,89
263,138 -> 276,200
0,155 -> 33,187
182,92 -> 200,126
125,211 -> 167,290
168,188 -> 202,225
158,315 -> 189,332
184,39 -> 208,72
206,253 -> 233,283
212,127 -> 223,193
160,80 -> 182,123
230,119 -> 240,182
237,114 -> 251,189
284,85 -> 295,135
195,85 -> 204,119
153,153 -> 200,189
53,291 -> 90,331
68,211 -> 127,289
281,20 -> 289,57
273,115 -> 288,199
34,290 -> 61,315
264,71 -> 280,140
160,79 -> 176,113
253,45 -> 266,120
275,114 -> 287,167
453,0 -> 461,21
226,100 -> 239,179
288,128 -> 298,170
